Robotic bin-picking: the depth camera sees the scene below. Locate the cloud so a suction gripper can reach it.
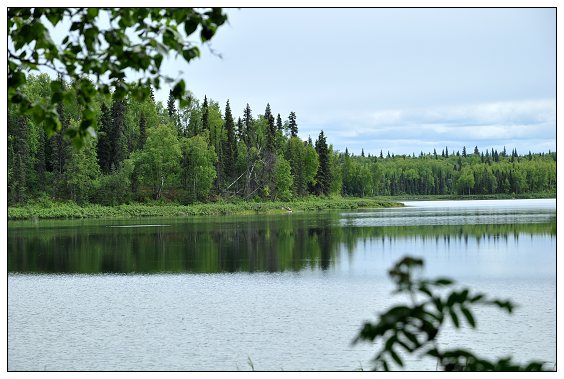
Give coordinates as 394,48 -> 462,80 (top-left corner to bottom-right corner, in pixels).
299,99 -> 555,155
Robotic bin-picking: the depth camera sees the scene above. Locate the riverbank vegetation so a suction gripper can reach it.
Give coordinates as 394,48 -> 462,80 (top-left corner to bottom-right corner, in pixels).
8,74 -> 556,213
8,197 -> 401,220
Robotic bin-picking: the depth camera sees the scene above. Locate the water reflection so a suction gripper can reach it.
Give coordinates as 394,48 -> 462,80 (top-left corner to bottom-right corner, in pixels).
8,208 -> 555,274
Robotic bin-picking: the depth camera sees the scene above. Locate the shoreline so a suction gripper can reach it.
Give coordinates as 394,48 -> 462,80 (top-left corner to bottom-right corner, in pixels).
7,193 -> 555,221
7,198 -> 403,221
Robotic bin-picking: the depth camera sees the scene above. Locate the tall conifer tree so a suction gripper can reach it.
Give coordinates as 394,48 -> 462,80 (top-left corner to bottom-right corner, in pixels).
236,117 -> 244,142
110,96 -> 128,170
167,89 -> 177,117
139,112 -> 147,149
265,103 -> 276,154
97,103 -> 113,173
223,100 -> 237,180
314,130 -> 331,195
288,111 -> 298,137
243,104 -> 253,148
201,95 -> 209,133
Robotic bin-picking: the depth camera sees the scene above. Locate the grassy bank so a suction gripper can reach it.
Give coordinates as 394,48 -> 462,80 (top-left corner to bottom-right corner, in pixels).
8,197 -> 403,220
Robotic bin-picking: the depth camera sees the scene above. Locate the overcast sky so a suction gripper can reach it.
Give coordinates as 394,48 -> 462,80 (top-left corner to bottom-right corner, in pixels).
152,8 -> 554,155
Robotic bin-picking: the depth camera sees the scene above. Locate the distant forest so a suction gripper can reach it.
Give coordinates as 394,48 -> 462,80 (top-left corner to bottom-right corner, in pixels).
8,74 -> 557,206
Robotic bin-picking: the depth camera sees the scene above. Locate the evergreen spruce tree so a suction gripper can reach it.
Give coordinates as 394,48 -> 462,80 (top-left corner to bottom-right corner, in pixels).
167,89 -> 177,118
264,103 -> 273,124
139,112 -> 147,150
167,89 -> 180,130
201,95 -> 209,133
314,130 -> 331,195
223,100 -> 237,180
236,117 -> 244,142
97,103 -> 113,173
51,75 -> 71,196
288,111 -> 298,137
462,146 -> 467,157
9,114 -> 29,203
265,103 -> 276,154
243,103 -> 253,147
110,96 -> 128,170
52,94 -> 70,176
276,113 -> 283,132
36,128 -> 47,193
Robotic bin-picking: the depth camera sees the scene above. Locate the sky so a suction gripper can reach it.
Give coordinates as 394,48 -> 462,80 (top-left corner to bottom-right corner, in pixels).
152,8 -> 556,156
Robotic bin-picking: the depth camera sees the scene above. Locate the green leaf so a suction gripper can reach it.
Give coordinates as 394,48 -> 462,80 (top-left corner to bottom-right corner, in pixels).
46,10 -> 64,26
460,307 -> 476,328
182,46 -> 200,61
449,307 -> 460,328
163,28 -> 177,49
200,25 -> 216,42
402,330 -> 420,348
8,71 -> 27,88
171,80 -> 185,98
87,8 -> 99,19
70,21 -> 82,32
434,278 -> 454,286
184,17 -> 200,35
389,349 -> 404,367
208,8 -> 227,26
154,53 -> 163,69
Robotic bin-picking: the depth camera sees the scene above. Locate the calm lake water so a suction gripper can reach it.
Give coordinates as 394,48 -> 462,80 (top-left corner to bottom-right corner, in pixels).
8,199 -> 556,371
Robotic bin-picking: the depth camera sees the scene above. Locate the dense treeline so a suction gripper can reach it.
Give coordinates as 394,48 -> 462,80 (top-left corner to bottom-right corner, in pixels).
8,74 -> 556,206
339,146 -> 556,197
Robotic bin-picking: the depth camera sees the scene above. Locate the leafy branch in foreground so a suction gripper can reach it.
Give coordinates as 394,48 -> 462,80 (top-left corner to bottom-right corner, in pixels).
8,7 -> 227,147
354,256 -> 549,371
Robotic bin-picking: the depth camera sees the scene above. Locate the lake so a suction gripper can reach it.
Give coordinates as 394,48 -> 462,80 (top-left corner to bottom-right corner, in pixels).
7,199 -> 556,371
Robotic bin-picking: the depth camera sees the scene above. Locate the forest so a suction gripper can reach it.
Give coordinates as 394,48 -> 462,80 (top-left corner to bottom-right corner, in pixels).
7,74 -> 557,207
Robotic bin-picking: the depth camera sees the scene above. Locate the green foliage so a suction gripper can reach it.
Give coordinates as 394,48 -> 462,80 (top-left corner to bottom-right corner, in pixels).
314,130 -> 332,195
223,100 -> 238,181
272,156 -> 293,201
285,136 -> 319,197
92,159 -> 134,205
354,256 -> 549,371
338,150 -> 556,197
7,73 -> 556,209
8,7 -> 227,145
64,126 -> 101,203
288,111 -> 298,137
8,197 -> 401,220
137,124 -> 182,199
181,134 -> 217,202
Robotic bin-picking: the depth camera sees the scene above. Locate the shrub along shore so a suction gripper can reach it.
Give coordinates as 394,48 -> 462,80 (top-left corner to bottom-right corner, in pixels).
8,197 -> 403,221
8,192 -> 554,221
